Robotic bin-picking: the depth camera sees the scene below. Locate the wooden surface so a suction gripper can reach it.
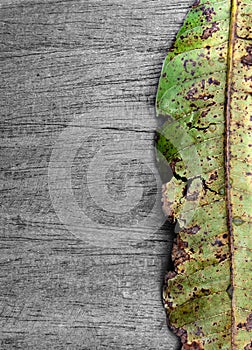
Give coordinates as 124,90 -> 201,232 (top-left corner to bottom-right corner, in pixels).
1,0 -> 192,349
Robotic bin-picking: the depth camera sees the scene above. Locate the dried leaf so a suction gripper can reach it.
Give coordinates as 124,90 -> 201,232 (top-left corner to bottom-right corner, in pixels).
155,0 -> 252,349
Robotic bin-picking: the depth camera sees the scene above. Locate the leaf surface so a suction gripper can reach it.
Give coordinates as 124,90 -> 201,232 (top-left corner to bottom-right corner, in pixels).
155,0 -> 252,349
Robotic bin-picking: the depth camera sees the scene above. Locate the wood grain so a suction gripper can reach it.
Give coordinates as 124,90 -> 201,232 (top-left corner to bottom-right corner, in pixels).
0,0 -> 193,349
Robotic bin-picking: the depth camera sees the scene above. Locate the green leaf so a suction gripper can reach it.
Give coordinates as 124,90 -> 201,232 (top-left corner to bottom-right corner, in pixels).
155,0 -> 252,349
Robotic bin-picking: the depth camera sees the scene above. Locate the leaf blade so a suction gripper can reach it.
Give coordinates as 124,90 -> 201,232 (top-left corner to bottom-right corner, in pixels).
156,0 -> 252,348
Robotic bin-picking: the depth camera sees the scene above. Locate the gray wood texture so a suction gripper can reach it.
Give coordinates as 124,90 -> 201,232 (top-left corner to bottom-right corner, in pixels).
1,0 -> 193,349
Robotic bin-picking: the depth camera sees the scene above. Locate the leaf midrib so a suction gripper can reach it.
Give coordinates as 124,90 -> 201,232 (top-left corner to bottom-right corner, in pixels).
225,0 -> 238,348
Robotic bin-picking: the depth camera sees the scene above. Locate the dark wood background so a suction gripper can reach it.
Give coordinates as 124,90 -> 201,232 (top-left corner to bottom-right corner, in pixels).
1,0 -> 192,349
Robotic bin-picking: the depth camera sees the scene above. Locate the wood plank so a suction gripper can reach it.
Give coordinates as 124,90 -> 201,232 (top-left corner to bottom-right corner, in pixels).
0,0 -> 193,348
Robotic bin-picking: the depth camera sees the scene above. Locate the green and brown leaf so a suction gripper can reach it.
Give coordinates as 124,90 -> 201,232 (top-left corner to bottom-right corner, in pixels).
155,0 -> 252,349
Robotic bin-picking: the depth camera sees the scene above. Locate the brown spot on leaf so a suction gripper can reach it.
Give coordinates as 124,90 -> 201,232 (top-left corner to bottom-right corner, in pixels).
208,77 -> 220,86
177,284 -> 183,290
201,109 -> 210,118
200,288 -> 210,295
212,239 -> 224,247
182,341 -> 204,350
246,314 -> 252,331
201,22 -> 219,39
186,87 -> 214,101
183,225 -> 201,235
192,0 -> 200,8
244,342 -> 252,350
195,326 -> 204,337
170,157 -> 182,173
245,76 -> 252,82
172,236 -> 190,268
241,46 -> 252,66
187,190 -> 199,201
167,301 -> 173,308
215,252 -> 227,262
184,59 -> 197,73
209,171 -> 218,181
162,198 -> 174,222
169,325 -> 188,344
203,94 -> 214,101
201,6 -> 216,22
166,271 -> 177,281
186,87 -> 198,100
